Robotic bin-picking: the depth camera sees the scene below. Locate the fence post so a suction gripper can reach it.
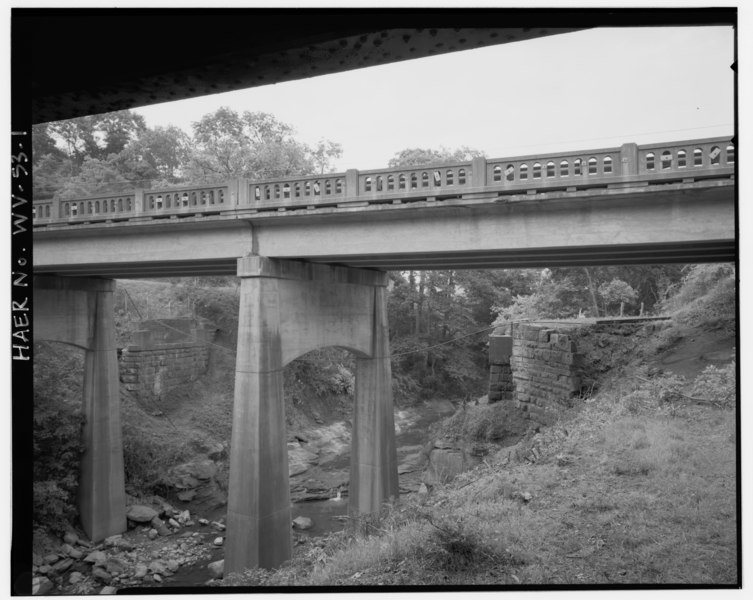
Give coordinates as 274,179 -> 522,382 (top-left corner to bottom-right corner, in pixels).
345,169 -> 359,199
133,189 -> 145,216
235,178 -> 250,206
619,143 -> 639,176
471,156 -> 487,189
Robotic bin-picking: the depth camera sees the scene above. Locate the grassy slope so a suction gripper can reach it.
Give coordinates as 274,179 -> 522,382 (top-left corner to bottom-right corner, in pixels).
220,287 -> 738,587
222,384 -> 736,587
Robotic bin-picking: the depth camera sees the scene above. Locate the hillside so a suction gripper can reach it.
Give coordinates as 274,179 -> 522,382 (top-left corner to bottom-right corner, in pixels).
216,265 -> 738,587
30,265 -> 738,591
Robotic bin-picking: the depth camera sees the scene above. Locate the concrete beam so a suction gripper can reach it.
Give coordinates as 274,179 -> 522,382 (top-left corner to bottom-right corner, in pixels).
32,180 -> 734,276
254,183 -> 735,264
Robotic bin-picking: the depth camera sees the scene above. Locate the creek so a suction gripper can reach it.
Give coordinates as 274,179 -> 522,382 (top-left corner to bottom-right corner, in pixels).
152,399 -> 456,588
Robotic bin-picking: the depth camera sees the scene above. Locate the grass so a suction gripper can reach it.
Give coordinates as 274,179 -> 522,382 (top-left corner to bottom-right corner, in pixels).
218,366 -> 738,587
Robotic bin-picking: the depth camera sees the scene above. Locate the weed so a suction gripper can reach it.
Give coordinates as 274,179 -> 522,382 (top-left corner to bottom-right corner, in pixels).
691,360 -> 736,408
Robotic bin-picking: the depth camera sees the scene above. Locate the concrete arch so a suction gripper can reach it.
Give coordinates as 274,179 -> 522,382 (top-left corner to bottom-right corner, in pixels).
225,257 -> 398,573
284,344 -> 370,368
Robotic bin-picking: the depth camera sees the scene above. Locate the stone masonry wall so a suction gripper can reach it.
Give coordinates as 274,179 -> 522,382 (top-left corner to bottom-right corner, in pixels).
488,335 -> 514,404
488,323 -> 583,429
510,323 -> 581,426
119,319 -> 211,401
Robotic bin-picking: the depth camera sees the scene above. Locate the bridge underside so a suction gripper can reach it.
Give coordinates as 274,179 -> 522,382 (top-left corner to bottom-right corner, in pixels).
34,240 -> 735,278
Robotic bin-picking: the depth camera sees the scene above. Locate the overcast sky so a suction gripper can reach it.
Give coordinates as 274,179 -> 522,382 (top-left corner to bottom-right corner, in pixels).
132,25 -> 735,172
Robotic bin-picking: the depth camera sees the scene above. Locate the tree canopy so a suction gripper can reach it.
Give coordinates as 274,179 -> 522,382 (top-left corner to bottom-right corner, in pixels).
33,107 -> 344,198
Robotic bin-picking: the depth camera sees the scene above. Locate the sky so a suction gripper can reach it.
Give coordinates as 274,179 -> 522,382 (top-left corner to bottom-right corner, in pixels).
132,25 -> 735,172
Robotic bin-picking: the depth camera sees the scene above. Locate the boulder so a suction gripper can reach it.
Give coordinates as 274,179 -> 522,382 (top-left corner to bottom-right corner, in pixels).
150,516 -> 171,537
84,551 -> 107,566
177,490 -> 196,502
43,554 -> 59,565
63,532 -> 79,546
105,557 -> 128,575
50,558 -> 74,575
31,576 -> 54,595
292,516 -> 313,530
134,564 -> 148,578
171,460 -> 217,485
152,496 -> 175,516
104,534 -> 123,547
168,518 -> 180,529
148,560 -> 170,576
166,559 -> 180,573
289,462 -> 309,477
99,586 -> 118,595
68,571 -> 84,585
127,505 -> 159,523
92,567 -> 112,584
208,559 -> 224,579
213,537 -> 224,546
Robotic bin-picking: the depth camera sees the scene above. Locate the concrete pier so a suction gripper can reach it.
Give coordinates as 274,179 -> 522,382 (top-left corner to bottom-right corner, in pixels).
33,276 -> 127,541
224,257 -> 398,574
350,286 -> 399,517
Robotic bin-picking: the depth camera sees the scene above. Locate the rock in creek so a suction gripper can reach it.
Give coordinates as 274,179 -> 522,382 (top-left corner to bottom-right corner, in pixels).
63,532 -> 79,545
292,516 -> 313,530
127,505 -> 159,523
32,577 -> 54,595
208,559 -> 224,579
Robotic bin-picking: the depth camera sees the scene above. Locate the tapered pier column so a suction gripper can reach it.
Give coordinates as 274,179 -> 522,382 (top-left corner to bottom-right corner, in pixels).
224,257 -> 397,575
33,277 -> 127,542
350,286 -> 399,516
78,281 -> 127,541
225,268 -> 292,573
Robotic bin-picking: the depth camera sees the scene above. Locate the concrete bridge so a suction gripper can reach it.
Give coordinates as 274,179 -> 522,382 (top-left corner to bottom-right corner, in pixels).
34,137 -> 735,275
31,137 -> 735,574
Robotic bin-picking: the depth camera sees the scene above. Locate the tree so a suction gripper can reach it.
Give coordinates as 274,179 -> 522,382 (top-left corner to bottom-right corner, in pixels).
127,125 -> 191,183
387,146 -> 485,168
48,110 -> 147,166
597,278 -> 638,316
312,139 -> 343,174
385,145 -> 497,399
184,107 -> 341,182
55,156 -> 135,199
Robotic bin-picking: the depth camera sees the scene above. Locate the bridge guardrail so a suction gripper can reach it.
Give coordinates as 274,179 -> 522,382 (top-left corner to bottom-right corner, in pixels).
32,136 -> 734,226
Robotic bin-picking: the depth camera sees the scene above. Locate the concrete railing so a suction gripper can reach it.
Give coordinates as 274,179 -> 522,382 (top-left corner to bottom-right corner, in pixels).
32,136 -> 734,226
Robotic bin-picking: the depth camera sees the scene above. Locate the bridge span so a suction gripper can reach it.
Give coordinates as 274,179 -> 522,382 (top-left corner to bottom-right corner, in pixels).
33,137 -> 735,277
31,136 -> 736,574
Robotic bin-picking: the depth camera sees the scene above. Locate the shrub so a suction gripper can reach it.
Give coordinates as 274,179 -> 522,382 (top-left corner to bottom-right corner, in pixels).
33,342 -> 86,534
662,264 -> 736,329
691,361 -> 736,408
120,397 -> 195,493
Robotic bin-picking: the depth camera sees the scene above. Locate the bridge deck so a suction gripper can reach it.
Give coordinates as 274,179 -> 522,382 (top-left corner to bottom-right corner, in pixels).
33,137 -> 736,275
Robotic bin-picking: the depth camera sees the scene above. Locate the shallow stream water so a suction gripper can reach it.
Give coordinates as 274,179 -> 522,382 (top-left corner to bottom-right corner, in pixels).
152,399 -> 455,587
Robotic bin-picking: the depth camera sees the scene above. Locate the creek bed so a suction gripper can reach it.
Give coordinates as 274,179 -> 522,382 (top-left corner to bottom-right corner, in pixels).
150,399 -> 456,587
